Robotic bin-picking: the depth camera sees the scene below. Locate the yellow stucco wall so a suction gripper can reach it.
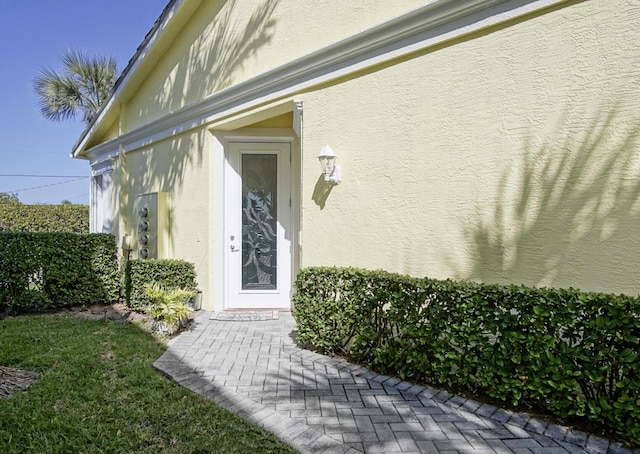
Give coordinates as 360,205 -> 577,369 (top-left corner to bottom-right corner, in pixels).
96,118 -> 120,144
248,112 -> 293,129
124,0 -> 426,131
118,129 -> 213,298
107,0 -> 640,306
298,0 -> 640,295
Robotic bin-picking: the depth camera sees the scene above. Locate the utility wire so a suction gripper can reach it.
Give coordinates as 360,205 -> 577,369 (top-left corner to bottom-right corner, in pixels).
4,177 -> 88,193
66,193 -> 89,201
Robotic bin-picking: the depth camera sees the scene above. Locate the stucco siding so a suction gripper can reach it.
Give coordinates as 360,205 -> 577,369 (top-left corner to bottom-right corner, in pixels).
120,128 -> 213,298
299,0 -> 640,295
125,0 -> 426,131
86,0 -> 640,310
95,118 -> 120,144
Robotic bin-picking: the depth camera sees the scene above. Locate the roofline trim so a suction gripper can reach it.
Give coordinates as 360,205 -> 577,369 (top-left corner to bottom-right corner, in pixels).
72,0 -> 185,158
79,0 -> 569,160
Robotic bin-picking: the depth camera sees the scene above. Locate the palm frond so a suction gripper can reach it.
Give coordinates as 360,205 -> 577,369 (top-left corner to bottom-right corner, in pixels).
33,50 -> 118,124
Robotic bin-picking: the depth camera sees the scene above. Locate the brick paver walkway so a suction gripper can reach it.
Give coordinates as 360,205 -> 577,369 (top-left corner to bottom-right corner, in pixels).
153,312 -> 635,454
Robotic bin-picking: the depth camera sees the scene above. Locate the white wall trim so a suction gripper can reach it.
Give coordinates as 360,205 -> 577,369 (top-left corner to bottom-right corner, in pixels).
90,161 -> 114,177
293,100 -> 303,138
212,132 -> 226,312
78,0 -> 569,161
90,170 -> 114,234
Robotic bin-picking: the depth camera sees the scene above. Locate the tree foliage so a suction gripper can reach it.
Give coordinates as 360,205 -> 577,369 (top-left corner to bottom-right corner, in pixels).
33,50 -> 118,124
0,203 -> 89,233
0,193 -> 20,205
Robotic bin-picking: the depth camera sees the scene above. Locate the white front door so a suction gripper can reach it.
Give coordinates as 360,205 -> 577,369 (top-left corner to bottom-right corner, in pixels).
225,142 -> 292,309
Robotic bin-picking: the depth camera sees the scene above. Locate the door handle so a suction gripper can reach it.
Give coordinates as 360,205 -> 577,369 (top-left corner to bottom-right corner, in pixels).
230,235 -> 239,252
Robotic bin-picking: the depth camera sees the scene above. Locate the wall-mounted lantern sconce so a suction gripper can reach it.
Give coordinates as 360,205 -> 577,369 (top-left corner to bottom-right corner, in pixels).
317,145 -> 341,185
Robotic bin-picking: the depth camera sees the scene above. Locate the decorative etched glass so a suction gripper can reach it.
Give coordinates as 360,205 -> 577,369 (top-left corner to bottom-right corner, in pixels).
242,154 -> 278,290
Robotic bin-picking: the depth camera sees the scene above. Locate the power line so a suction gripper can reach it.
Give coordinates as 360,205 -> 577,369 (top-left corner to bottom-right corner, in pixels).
4,177 -> 88,193
0,174 -> 88,178
67,193 -> 90,201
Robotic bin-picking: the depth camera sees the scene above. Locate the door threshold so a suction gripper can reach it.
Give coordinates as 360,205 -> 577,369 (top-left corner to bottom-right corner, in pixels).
210,310 -> 285,321
222,308 -> 290,312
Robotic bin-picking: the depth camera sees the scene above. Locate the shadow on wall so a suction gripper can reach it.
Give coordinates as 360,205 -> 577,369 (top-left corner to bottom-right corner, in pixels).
101,218 -> 112,234
121,0 -> 279,250
459,106 -> 640,295
312,175 -> 335,209
123,134 -> 201,255
195,0 -> 278,94
139,0 -> 278,118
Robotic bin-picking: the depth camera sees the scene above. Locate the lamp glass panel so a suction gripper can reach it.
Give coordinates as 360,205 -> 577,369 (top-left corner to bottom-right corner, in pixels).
320,156 -> 335,175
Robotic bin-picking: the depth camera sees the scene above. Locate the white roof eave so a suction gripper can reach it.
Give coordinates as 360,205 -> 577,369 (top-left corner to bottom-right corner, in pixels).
71,0 -> 191,159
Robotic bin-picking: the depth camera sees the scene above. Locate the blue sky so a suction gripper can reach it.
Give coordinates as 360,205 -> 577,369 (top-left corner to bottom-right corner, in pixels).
0,1 -> 168,204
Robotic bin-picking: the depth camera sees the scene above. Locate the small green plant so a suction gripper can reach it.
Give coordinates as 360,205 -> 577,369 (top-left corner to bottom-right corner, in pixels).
124,259 -> 197,310
144,283 -> 196,335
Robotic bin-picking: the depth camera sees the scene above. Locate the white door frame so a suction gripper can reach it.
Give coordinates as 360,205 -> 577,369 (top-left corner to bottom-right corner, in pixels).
212,131 -> 296,312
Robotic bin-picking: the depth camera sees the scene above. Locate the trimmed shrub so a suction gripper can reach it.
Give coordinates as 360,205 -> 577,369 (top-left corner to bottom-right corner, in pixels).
124,259 -> 197,311
0,203 -> 89,233
0,233 -> 120,313
293,267 -> 640,446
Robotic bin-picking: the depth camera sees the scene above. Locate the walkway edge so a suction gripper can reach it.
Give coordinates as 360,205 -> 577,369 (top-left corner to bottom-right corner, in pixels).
152,313 -> 638,454
154,352 -> 359,454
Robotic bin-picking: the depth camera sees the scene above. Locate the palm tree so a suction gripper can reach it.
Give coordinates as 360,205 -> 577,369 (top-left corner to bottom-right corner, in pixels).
33,51 -> 118,125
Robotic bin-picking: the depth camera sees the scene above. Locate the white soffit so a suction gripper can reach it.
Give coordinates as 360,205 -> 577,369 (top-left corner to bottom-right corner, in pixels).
80,0 -> 569,159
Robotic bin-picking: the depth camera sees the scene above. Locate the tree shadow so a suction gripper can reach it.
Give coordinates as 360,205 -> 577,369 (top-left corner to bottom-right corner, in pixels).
118,0 -> 279,254
460,106 -> 640,294
133,0 -> 278,120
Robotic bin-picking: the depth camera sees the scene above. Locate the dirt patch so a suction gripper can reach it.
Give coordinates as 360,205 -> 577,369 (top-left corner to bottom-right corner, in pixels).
69,303 -> 143,322
68,303 -> 196,337
0,366 -> 40,399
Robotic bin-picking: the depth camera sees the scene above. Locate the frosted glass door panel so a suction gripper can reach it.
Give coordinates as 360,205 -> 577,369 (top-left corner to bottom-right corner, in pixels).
241,154 -> 278,290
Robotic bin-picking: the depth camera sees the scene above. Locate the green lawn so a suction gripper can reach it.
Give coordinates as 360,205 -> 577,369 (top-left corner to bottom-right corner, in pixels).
0,314 -> 297,453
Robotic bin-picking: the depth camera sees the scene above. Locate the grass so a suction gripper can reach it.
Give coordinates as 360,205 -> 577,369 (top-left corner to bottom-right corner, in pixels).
0,314 -> 297,453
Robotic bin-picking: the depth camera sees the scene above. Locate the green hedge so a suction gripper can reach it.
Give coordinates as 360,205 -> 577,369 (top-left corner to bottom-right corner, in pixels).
293,267 -> 640,446
0,233 -> 120,313
124,259 -> 197,311
0,203 -> 89,233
